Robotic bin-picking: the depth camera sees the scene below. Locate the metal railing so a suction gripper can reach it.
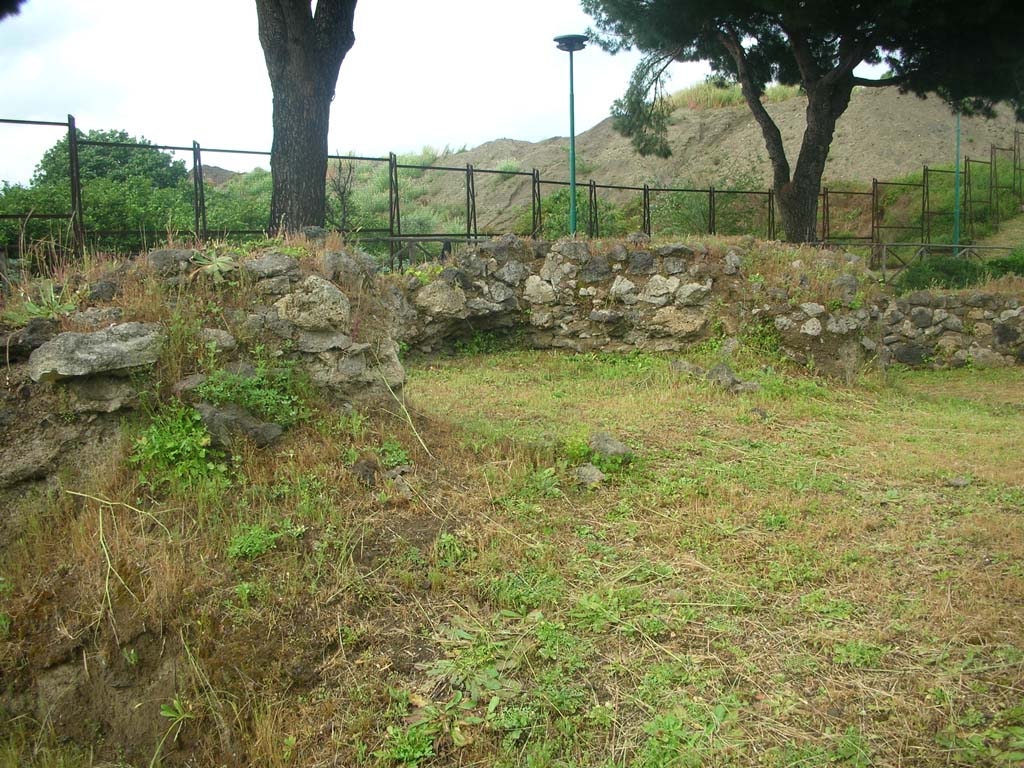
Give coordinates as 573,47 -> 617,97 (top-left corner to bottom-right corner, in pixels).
875,242 -> 1017,282
1,116 -> 1022,271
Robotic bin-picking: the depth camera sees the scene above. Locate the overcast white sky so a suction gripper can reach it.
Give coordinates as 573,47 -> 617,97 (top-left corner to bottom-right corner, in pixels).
0,0 -> 710,184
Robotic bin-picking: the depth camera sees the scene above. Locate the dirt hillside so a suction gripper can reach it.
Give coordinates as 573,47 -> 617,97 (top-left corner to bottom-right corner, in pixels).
422,89 -> 1021,231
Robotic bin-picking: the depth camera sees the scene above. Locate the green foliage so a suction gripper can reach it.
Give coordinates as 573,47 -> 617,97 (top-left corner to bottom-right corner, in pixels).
195,361 -> 308,427
404,263 -> 443,286
453,328 -> 524,356
35,129 -> 187,189
669,80 -> 802,111
1,281 -> 77,325
519,188 -> 632,240
189,250 -> 237,283
375,723 -> 436,766
0,128 -> 192,250
434,532 -> 474,569
832,639 -> 888,668
130,402 -> 227,491
377,438 -> 411,470
205,168 -> 272,235
609,52 -> 677,159
892,252 -> 1024,293
495,158 -> 522,177
227,523 -> 280,560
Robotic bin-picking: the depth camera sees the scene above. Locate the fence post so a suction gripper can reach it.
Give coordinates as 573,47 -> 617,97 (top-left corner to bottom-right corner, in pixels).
531,170 -> 542,239
990,144 -> 1000,230
587,180 -> 598,238
388,152 -> 401,270
1013,129 -> 1021,203
67,114 -> 85,258
642,184 -> 651,236
465,163 -> 477,242
821,188 -> 829,242
922,166 -> 930,243
192,141 -> 207,242
964,156 -> 973,242
708,186 -> 716,235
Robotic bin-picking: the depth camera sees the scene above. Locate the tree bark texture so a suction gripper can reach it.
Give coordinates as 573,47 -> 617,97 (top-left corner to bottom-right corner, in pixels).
256,0 -> 357,234
719,27 -> 859,243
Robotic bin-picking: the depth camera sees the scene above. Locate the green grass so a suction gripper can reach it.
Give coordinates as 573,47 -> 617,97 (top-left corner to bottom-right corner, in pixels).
3,329 -> 1023,766
668,81 -> 803,111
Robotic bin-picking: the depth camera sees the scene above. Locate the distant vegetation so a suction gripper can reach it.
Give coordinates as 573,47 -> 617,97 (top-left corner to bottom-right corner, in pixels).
893,248 -> 1024,292
0,128 -> 193,251
667,80 -> 803,111
1,124 -> 1021,261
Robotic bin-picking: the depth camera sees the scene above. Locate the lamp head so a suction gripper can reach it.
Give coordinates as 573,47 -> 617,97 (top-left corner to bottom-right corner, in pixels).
554,34 -> 588,53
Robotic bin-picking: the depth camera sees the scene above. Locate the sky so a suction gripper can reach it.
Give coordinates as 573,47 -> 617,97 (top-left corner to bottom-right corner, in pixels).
0,0 -> 711,185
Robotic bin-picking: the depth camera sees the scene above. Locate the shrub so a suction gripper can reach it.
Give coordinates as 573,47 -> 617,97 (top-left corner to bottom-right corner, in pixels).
987,248 -> 1024,278
517,188 -> 631,240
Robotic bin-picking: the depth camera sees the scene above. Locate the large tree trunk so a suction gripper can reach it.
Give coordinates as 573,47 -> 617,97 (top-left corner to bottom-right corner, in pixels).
720,26 -> 860,243
256,0 -> 357,235
266,69 -> 334,233
775,79 -> 854,242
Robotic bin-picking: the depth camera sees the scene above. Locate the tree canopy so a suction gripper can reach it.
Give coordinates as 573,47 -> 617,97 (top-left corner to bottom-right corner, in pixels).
583,0 -> 1024,241
0,0 -> 26,21
0,128 -> 191,250
33,129 -> 187,189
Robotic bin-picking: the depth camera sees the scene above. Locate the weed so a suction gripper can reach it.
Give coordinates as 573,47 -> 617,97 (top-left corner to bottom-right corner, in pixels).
2,280 -> 76,325
760,509 -> 791,531
195,361 -> 309,426
454,328 -> 523,355
433,532 -> 473,569
130,401 -> 228,491
151,695 -> 195,768
832,639 -> 889,668
404,264 -> 443,286
377,437 -> 411,469
189,249 -> 237,283
227,523 -> 280,560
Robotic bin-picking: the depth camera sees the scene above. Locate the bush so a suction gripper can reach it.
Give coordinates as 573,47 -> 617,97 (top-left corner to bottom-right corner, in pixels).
227,523 -> 279,560
987,249 -> 1024,278
517,187 -> 632,240
893,251 -> 1024,292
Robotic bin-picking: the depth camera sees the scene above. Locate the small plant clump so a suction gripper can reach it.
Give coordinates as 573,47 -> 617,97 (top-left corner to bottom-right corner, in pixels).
130,401 -> 228,491
195,360 -> 309,427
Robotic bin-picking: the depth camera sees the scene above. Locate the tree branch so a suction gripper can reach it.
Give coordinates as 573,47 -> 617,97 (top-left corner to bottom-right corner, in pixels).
852,74 -> 905,88
781,24 -> 819,85
717,26 -> 790,187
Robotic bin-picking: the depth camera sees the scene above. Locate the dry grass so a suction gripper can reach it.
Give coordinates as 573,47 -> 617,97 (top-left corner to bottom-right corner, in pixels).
1,237 -> 1022,766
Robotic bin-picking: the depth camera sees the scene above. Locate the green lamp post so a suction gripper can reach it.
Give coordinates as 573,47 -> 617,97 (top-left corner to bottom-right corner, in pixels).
554,34 -> 587,236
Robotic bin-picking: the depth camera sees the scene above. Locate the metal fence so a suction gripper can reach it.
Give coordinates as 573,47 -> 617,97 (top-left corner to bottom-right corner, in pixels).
1,115 -> 1022,270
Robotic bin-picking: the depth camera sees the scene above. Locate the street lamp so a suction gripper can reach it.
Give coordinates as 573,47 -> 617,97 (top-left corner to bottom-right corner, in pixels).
554,33 -> 587,236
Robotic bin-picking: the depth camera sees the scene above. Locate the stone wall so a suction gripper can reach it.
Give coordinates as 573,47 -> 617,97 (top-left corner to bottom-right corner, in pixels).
395,235 -> 1024,373
878,291 -> 1023,368
395,235 -> 749,355
3,236 -> 1021,503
